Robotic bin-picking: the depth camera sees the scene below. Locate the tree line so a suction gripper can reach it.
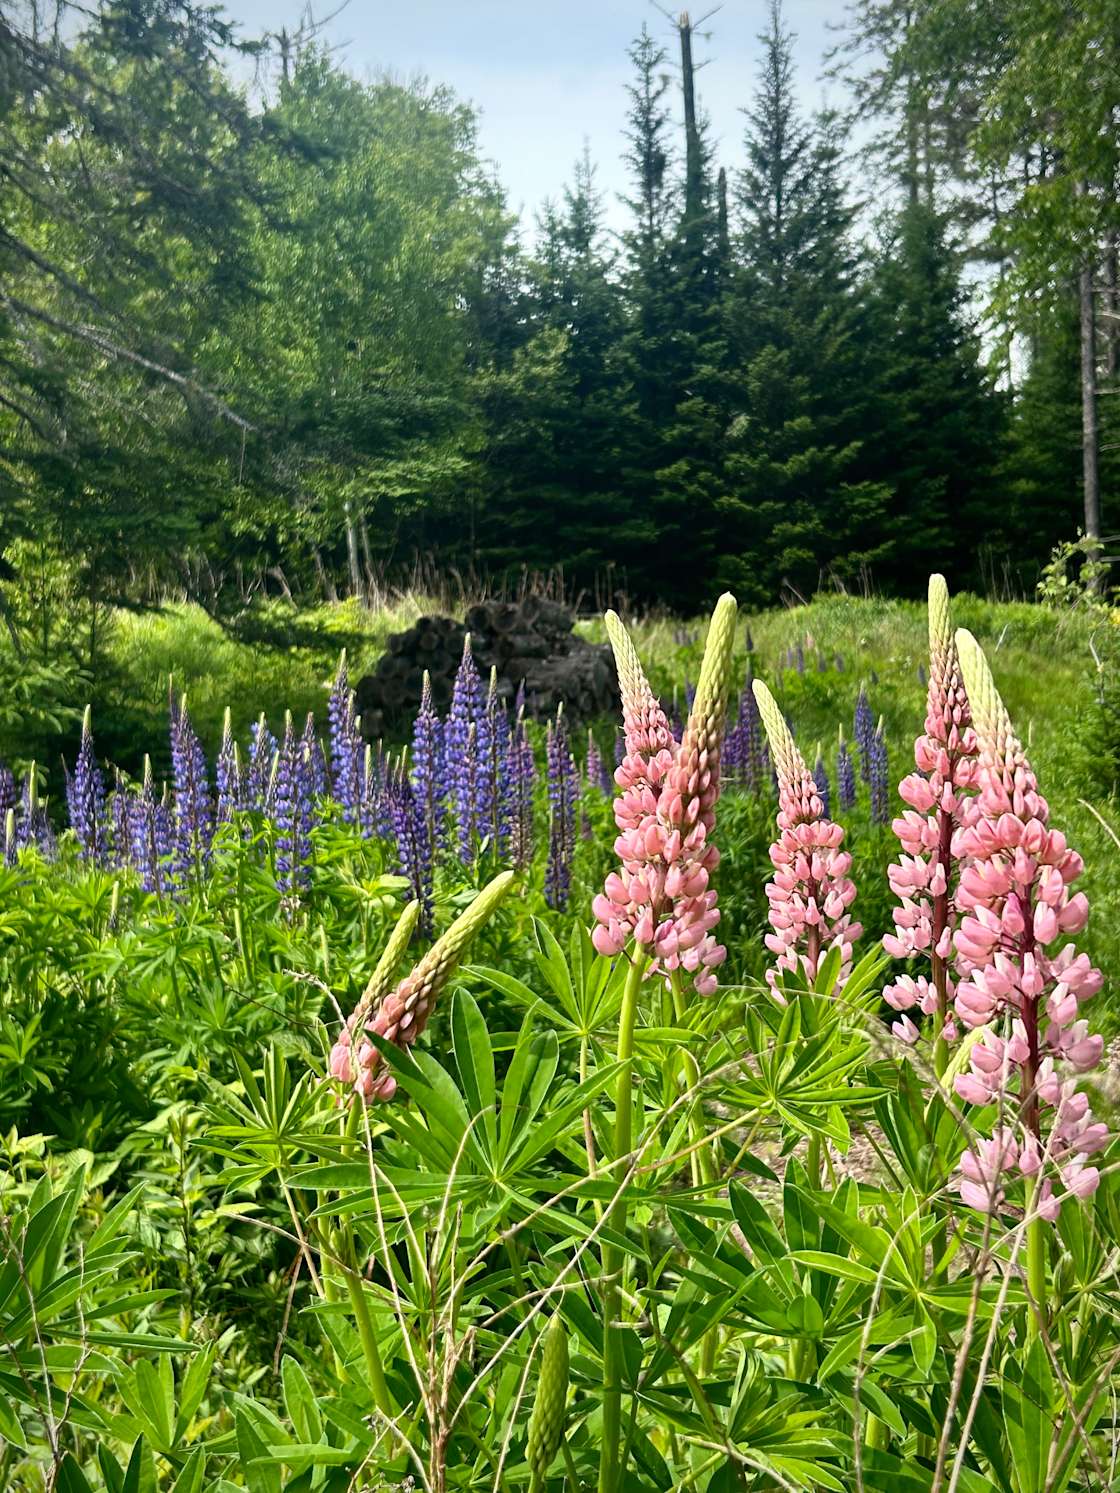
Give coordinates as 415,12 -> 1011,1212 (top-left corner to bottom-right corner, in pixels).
1,0 -> 1117,623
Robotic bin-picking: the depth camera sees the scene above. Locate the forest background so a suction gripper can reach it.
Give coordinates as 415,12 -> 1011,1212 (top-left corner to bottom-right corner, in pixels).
1,0 -> 1117,772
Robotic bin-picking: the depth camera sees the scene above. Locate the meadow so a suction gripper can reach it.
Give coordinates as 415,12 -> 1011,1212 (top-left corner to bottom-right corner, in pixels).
3,582 -> 1120,1491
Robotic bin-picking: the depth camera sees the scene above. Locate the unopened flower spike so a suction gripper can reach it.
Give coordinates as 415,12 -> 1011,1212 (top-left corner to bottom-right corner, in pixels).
330,871 -> 515,1102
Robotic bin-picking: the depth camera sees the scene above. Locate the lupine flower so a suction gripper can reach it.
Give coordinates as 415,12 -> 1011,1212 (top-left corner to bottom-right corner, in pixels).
950,630 -> 1106,1220
482,668 -> 511,856
411,672 -> 446,863
755,680 -> 861,992
447,635 -> 486,864
0,762 -> 16,821
918,663 -> 928,687
328,651 -> 362,822
795,641 -> 805,675
854,685 -> 876,783
509,708 -> 536,871
302,713 -> 329,799
726,677 -> 765,794
388,764 -> 432,925
171,696 -> 214,882
813,747 -> 831,819
586,729 -> 611,794
15,763 -> 55,860
130,756 -> 169,895
837,730 -> 856,811
592,595 -> 737,998
109,772 -> 131,869
330,870 -> 515,1102
545,707 -> 578,910
216,708 -> 241,822
273,711 -> 315,909
246,714 -> 278,813
882,576 -> 978,1047
66,706 -> 107,864
869,721 -> 890,826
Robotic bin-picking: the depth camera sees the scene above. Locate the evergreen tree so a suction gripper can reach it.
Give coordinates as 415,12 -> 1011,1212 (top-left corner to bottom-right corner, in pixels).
862,200 -> 1005,591
717,1 -> 892,603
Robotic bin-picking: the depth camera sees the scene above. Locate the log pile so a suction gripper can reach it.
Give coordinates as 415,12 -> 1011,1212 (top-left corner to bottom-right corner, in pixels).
355,597 -> 617,738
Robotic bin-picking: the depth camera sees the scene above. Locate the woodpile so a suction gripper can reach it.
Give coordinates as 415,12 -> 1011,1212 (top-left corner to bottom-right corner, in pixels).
354,598 -> 617,738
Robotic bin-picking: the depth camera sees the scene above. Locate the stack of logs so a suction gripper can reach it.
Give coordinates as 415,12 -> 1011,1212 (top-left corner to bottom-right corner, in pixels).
355,597 -> 618,739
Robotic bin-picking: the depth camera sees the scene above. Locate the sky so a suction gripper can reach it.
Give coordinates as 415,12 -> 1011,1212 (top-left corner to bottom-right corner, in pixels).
226,0 -> 857,234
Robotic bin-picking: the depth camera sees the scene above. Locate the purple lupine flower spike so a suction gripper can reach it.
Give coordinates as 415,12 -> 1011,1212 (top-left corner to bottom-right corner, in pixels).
216,707 -> 241,823
67,706 -> 107,864
246,713 -> 278,813
481,667 -> 510,855
171,695 -> 214,882
130,756 -> 167,895
17,763 -> 55,859
545,706 -> 577,910
109,771 -> 131,869
273,711 -> 315,912
854,685 -> 876,783
389,762 -> 432,926
586,728 -> 611,794
870,720 -> 890,825
301,712 -> 328,799
446,636 -> 485,865
509,707 -> 536,870
813,747 -> 831,819
0,762 -> 16,821
837,728 -> 856,811
795,641 -> 805,675
328,651 -> 362,821
412,671 -> 446,866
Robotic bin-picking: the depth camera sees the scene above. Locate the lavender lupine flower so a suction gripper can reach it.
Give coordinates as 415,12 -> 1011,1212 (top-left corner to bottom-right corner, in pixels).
817,652 -> 828,673
16,764 -> 55,859
813,748 -> 831,819
446,635 -> 486,864
216,708 -> 241,823
869,722 -> 890,826
358,743 -> 392,841
0,763 -> 16,821
109,772 -> 131,869
739,677 -> 766,794
66,706 -> 107,863
246,714 -> 278,813
411,671 -> 446,860
130,756 -> 169,895
171,696 -> 214,881
854,685 -> 876,784
837,730 -> 856,811
328,651 -> 363,822
389,766 -> 432,927
273,711 -> 315,909
918,663 -> 928,688
509,708 -> 536,871
545,707 -> 578,910
302,713 -> 329,799
331,871 -> 515,1103
795,641 -> 805,675
482,668 -> 511,856
586,729 -> 611,794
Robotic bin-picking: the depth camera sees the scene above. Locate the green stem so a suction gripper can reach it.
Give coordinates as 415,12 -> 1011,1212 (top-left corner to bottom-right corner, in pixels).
1026,1212 -> 1048,1337
598,950 -> 646,1493
343,1254 -> 395,1418
805,1133 -> 822,1190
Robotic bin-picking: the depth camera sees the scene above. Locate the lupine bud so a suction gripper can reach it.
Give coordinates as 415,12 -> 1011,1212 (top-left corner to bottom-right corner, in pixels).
755,679 -> 861,993
330,870 -> 515,1101
527,1315 -> 569,1492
